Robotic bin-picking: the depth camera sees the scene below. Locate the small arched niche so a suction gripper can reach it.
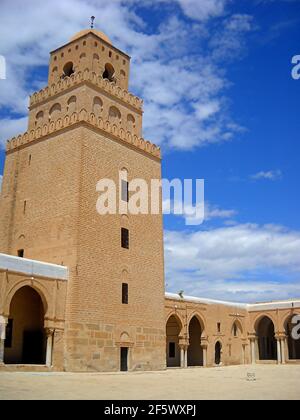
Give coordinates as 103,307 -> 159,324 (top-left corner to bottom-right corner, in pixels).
67,96 -> 77,114
93,97 -> 103,115
35,111 -> 44,127
49,103 -> 61,121
232,321 -> 242,337
127,114 -> 136,132
109,106 -> 121,124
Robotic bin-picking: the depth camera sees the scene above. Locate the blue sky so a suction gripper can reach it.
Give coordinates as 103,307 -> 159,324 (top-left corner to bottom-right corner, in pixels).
0,0 -> 300,302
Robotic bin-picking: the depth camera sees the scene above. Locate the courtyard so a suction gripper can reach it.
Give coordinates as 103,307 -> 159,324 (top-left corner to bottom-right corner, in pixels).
0,364 -> 299,400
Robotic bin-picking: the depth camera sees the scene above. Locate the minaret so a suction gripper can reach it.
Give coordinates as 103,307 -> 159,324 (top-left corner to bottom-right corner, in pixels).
0,27 -> 165,372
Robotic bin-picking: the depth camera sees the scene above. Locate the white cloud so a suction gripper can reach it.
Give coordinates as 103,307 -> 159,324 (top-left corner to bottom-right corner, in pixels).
210,14 -> 255,60
0,0 -> 252,150
205,203 -> 237,220
176,0 -> 228,21
193,100 -> 221,121
165,223 -> 300,302
163,199 -> 237,225
251,170 -> 282,181
0,117 -> 28,149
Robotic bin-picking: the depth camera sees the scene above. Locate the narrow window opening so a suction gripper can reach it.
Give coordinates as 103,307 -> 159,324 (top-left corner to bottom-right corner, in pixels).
122,283 -> 128,305
217,322 -> 221,333
18,249 -> 24,258
121,228 -> 129,249
121,180 -> 129,203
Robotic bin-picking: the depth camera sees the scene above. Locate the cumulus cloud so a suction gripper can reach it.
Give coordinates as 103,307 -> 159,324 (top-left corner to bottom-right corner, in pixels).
0,0 -> 252,149
176,0 -> 228,21
251,170 -> 283,181
165,223 -> 300,302
163,198 -> 237,225
0,117 -> 28,149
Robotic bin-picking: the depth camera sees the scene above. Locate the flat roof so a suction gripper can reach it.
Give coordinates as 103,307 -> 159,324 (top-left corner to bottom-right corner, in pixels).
165,292 -> 300,311
0,253 -> 68,281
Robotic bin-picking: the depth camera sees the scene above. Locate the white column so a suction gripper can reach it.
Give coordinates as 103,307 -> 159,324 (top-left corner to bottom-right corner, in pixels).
0,317 -> 8,364
242,344 -> 246,365
184,348 -> 188,368
180,347 -> 184,368
251,339 -> 256,364
276,338 -> 282,364
281,339 -> 286,365
202,346 -> 207,367
45,329 -> 54,368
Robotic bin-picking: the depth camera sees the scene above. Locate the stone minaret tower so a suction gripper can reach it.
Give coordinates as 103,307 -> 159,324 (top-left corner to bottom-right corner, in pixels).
0,29 -> 165,371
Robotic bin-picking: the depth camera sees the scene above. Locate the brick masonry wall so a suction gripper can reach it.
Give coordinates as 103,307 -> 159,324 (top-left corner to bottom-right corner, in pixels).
64,126 -> 165,371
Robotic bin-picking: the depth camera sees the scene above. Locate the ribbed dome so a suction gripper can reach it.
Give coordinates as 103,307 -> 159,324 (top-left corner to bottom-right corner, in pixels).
70,29 -> 112,45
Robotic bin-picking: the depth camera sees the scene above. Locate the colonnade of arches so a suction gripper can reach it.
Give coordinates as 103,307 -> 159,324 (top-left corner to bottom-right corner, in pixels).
249,315 -> 300,364
1,286 -> 300,368
166,312 -> 300,368
166,314 -> 226,368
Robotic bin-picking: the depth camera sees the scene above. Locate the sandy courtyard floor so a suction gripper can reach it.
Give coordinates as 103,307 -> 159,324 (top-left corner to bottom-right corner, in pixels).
0,364 -> 299,400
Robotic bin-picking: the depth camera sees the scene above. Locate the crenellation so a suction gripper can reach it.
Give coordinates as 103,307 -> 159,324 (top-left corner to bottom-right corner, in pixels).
6,111 -> 161,159
30,70 -> 143,111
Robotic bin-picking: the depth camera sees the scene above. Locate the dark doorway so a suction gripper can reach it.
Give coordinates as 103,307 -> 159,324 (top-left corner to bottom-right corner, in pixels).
120,347 -> 128,372
23,331 -> 45,364
215,341 -> 222,365
4,286 -> 46,365
166,315 -> 181,367
285,316 -> 300,360
187,316 -> 203,366
256,316 -> 277,361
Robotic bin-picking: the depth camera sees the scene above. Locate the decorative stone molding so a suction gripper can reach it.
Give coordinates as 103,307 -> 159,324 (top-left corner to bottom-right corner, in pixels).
29,70 -> 143,111
6,110 -> 161,159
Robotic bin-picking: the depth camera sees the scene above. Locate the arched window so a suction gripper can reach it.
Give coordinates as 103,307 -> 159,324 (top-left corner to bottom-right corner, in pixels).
93,97 -> 103,115
103,63 -> 115,82
80,53 -> 86,60
120,70 -> 126,79
63,62 -> 74,78
109,106 -> 121,124
67,96 -> 77,114
93,53 -> 100,61
49,103 -> 61,120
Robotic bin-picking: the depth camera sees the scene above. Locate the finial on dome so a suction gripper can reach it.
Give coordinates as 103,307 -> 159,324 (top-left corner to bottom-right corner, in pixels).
90,16 -> 95,29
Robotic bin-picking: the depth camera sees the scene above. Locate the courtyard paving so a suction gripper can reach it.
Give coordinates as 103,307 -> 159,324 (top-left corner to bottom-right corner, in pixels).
0,364 -> 299,400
